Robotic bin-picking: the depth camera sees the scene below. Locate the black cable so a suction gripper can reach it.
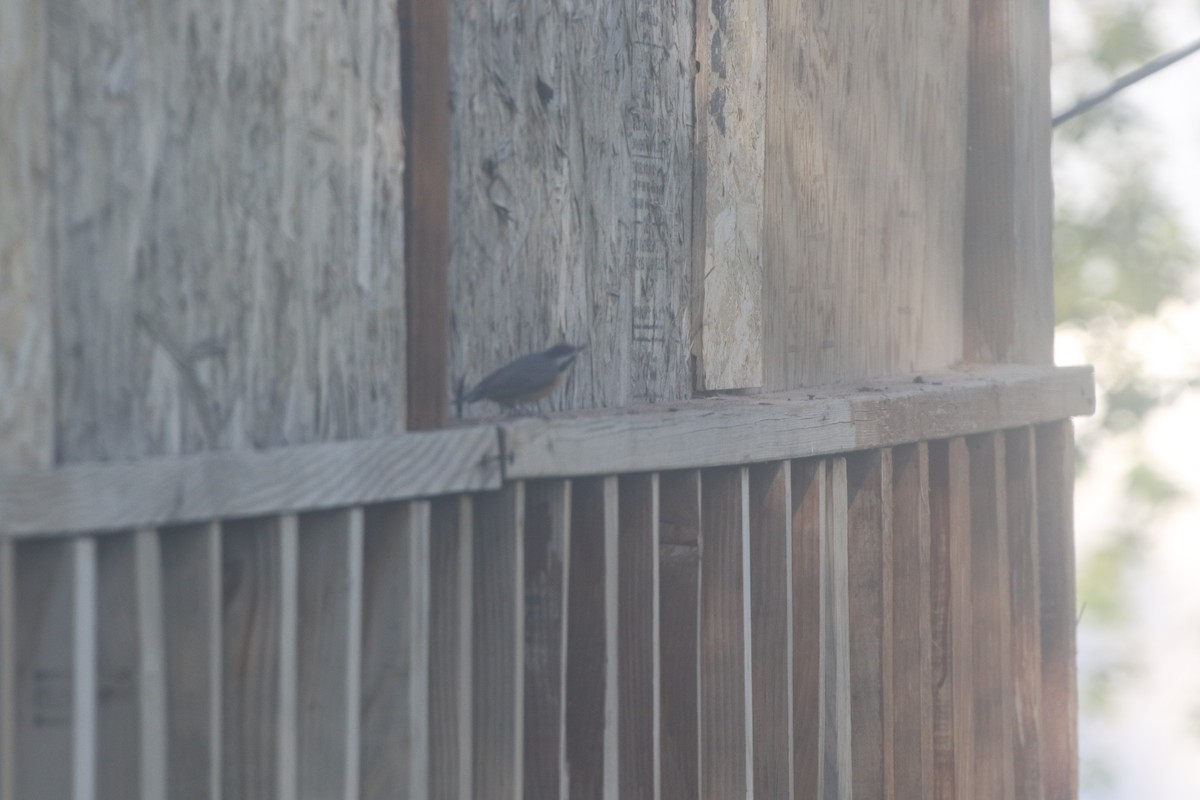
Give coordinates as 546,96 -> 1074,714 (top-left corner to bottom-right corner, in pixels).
1053,37 -> 1200,127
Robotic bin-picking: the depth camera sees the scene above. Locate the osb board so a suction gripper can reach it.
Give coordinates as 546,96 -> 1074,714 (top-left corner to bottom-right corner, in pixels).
448,0 -> 694,414
47,0 -> 406,463
761,0 -> 969,388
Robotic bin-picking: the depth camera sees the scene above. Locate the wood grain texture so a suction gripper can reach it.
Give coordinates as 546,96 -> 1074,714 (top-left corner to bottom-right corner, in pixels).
694,0 -> 767,390
221,518 -> 285,799
968,433 -> 1015,799
748,461 -> 793,799
657,471 -> 700,800
296,509 -> 364,800
361,503 -> 432,800
47,0 -> 405,462
13,540 -> 76,798
73,538 -> 99,800
889,444 -> 933,800
762,0 -> 968,389
822,458 -> 851,800
617,474 -> 658,800
502,365 -> 1094,479
845,451 -> 889,800
1035,421 -> 1077,800
0,541 -> 14,800
963,0 -> 1054,363
0,425 -> 500,538
473,485 -> 524,800
448,0 -> 693,413
0,0 -> 53,472
1004,427 -> 1044,800
699,467 -> 749,799
96,534 -> 142,800
523,480 -> 571,799
789,460 -> 823,800
427,497 -> 473,800
400,0 -> 447,429
928,438 -> 973,800
159,523 -> 222,800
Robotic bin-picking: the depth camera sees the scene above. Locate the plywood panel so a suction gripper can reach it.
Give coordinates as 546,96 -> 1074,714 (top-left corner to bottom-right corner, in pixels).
48,0 -> 406,462
657,471 -> 700,800
762,0 -> 968,388
523,480 -> 571,798
448,0 -> 693,412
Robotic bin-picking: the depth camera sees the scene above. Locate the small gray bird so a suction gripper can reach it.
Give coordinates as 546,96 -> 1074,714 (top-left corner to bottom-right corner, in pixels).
457,343 -> 586,416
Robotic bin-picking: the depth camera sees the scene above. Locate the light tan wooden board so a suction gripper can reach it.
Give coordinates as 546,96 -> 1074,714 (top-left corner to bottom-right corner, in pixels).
448,0 -> 694,413
46,0 -> 405,462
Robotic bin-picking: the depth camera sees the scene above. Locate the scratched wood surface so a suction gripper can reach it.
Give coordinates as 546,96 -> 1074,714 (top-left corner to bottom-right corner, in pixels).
761,0 -> 969,388
448,0 -> 693,414
45,0 -> 405,463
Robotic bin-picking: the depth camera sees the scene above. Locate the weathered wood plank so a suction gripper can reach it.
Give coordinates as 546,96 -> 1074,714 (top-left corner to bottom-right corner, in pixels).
748,461 -> 792,799
427,496 -> 473,800
48,0 -> 406,462
135,530 -> 168,800
400,0 -> 446,429
822,458 -> 852,800
361,503 -> 432,800
523,480 -> 571,799
699,467 -> 750,798
657,471 -> 700,800
1004,427 -> 1044,800
296,509 -> 365,800
694,0 -> 767,390
790,460 -> 823,800
502,365 -> 1094,479
1036,421 -> 1078,800
889,444 -> 934,800
0,426 -> 501,538
0,0 -> 53,472
617,474 -> 658,800
448,0 -> 693,413
96,534 -> 141,800
473,485 -> 524,800
929,438 -> 973,800
968,433 -> 1016,799
964,0 -> 1053,363
159,522 -> 221,800
845,451 -> 888,799
0,540 -> 14,800
762,0 -> 968,388
73,538 -> 98,800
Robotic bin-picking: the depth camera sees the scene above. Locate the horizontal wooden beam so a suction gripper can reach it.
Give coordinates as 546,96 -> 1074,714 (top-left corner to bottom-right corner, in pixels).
0,428 -> 501,539
501,365 -> 1093,479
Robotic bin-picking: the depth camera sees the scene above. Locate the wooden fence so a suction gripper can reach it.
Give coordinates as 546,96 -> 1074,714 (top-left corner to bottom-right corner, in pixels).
0,365 -> 1090,799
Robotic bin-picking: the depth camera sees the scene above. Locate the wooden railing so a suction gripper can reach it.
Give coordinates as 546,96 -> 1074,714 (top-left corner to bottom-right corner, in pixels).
0,365 -> 1092,799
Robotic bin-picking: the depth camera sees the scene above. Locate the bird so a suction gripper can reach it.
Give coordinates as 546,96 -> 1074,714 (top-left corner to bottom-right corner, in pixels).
457,343 -> 586,416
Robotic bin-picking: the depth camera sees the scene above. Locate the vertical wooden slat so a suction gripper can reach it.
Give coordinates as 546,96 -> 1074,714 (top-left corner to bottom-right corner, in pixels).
929,438 -> 974,800
278,515 -> 299,800
14,541 -> 75,797
96,534 -> 140,799
617,474 -> 657,800
399,0 -> 449,429
658,471 -> 700,800
160,522 -> 221,800
963,0 -> 1053,363
790,460 -> 823,800
222,518 -> 284,799
1005,427 -> 1045,800
748,461 -> 793,799
296,509 -> 364,800
845,450 -> 889,800
428,496 -> 472,800
822,458 -> 851,800
523,480 -> 571,799
135,530 -> 167,800
968,433 -> 1015,799
0,540 -> 14,800
889,444 -> 934,799
473,485 -> 524,799
73,538 -> 97,800
1036,421 -> 1078,800
602,477 -> 619,800
566,478 -> 612,800
361,502 -> 432,800
699,466 -> 749,798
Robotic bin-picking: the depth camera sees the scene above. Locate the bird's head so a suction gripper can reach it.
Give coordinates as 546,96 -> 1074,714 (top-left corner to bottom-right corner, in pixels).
544,343 -> 586,372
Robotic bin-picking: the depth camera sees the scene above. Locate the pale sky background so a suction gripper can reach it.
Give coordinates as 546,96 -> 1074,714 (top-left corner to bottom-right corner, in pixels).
1052,1 -> 1200,797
